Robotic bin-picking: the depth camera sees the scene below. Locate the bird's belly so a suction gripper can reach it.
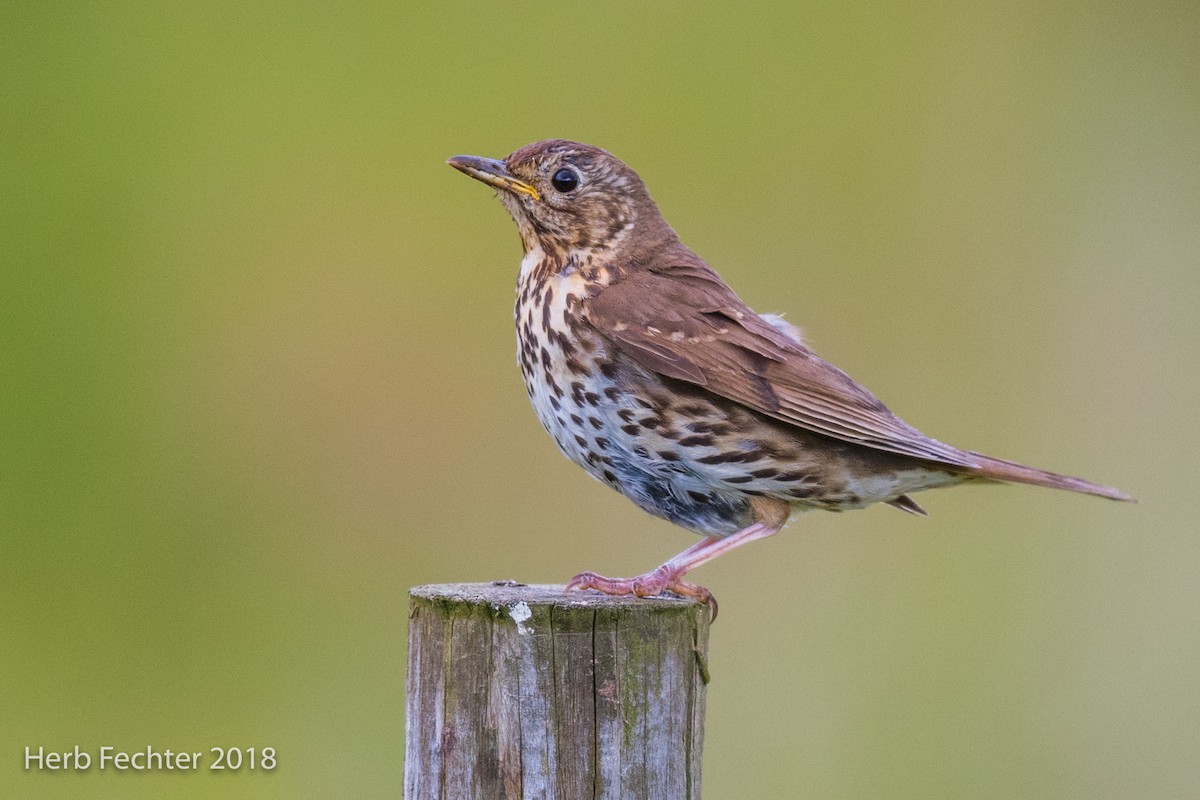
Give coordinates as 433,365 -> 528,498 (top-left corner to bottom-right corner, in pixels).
523,359 -> 620,484
516,324 -> 756,535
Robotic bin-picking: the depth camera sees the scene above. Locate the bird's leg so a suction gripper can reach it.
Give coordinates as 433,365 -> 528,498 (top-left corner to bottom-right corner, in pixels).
566,521 -> 783,618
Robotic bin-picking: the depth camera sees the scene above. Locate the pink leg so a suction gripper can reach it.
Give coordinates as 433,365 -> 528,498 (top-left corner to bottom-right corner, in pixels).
565,521 -> 782,619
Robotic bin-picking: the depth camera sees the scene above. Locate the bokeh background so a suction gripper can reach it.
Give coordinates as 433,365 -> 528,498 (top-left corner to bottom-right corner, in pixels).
3,2 -> 1198,798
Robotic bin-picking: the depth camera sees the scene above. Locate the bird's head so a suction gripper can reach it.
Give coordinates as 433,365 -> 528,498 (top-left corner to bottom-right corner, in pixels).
448,139 -> 676,265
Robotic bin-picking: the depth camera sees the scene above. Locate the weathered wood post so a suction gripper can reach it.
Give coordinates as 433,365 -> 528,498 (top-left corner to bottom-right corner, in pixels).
405,582 -> 711,799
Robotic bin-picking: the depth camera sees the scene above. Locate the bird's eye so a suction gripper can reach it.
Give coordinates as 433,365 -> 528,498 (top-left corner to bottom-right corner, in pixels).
551,168 -> 580,193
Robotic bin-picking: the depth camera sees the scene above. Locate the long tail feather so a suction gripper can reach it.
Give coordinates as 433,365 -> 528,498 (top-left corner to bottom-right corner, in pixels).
965,452 -> 1135,502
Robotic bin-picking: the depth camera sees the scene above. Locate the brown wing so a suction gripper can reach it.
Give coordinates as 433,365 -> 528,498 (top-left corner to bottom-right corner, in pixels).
585,258 -> 979,469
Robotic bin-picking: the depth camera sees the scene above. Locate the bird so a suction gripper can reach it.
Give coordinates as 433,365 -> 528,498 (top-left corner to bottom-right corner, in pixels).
447,139 -> 1133,616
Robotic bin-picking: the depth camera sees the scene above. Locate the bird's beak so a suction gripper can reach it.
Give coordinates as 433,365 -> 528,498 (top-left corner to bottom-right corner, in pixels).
446,155 -> 541,202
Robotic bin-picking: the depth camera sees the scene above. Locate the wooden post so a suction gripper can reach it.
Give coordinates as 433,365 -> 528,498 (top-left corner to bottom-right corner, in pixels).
404,582 -> 711,799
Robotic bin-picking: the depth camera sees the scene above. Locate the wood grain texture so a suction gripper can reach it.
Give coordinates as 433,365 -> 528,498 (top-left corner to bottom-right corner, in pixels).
404,583 -> 710,799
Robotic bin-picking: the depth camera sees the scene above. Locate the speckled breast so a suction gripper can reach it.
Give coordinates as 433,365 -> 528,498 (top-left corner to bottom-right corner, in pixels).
512,260 -> 757,537
514,266 -> 615,480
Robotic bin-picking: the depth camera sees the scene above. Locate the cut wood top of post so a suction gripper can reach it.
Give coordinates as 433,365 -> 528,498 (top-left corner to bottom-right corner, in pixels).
409,582 -> 703,612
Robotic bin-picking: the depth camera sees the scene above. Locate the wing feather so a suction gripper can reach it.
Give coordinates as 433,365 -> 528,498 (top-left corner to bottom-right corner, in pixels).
585,260 -> 977,468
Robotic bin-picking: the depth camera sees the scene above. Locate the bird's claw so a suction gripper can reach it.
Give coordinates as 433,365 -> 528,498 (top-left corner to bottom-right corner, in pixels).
565,569 -> 718,621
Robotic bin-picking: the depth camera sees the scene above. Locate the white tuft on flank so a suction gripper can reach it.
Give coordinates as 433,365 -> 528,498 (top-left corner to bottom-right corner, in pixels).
759,313 -> 804,345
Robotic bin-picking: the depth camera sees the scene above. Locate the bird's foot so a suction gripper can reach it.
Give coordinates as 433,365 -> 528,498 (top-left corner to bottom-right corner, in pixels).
566,567 -> 718,620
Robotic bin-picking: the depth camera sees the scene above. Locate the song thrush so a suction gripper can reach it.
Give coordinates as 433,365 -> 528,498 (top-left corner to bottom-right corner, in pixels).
447,139 -> 1132,615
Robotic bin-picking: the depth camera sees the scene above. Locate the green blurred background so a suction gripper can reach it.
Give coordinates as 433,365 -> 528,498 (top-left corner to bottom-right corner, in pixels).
3,2 -> 1197,798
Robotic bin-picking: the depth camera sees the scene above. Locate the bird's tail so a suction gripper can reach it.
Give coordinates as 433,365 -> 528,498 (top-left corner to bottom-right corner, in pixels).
965,452 -> 1135,502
